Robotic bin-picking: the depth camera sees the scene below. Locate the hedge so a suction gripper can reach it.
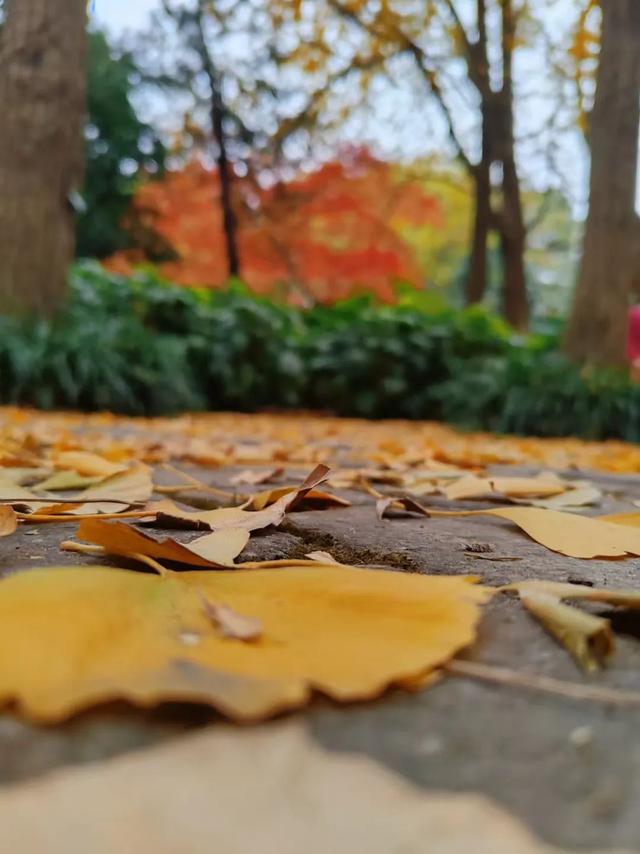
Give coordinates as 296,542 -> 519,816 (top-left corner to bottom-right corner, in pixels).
0,262 -> 636,441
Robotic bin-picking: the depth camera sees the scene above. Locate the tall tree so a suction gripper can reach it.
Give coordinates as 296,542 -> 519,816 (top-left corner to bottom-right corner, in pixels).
135,0 -> 276,280
0,0 -> 87,313
272,0 -> 533,328
564,1 -> 640,365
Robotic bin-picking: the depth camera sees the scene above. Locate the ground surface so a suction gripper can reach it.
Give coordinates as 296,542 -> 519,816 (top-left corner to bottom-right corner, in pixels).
2,411 -> 640,850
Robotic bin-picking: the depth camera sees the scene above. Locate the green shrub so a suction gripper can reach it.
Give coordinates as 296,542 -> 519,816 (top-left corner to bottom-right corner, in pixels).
0,262 -> 637,442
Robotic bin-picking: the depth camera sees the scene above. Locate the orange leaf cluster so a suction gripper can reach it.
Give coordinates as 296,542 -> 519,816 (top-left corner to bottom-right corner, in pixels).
106,148 -> 442,304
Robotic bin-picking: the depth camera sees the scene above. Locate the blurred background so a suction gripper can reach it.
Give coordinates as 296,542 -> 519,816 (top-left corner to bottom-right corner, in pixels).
0,0 -> 638,436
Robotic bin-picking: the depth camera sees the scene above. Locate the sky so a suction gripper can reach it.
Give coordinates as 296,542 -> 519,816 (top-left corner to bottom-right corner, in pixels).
94,0 -> 157,32
91,0 -> 639,216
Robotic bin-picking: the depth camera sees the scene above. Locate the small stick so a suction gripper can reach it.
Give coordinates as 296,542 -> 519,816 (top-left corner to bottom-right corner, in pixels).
0,498 -> 144,506
60,540 -> 104,556
446,660 -> 640,708
60,540 -> 171,577
20,510 -> 154,523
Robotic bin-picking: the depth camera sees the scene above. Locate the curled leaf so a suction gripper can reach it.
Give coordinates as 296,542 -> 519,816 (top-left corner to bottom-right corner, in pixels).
518,590 -> 614,672
201,598 -> 263,641
76,518 -> 249,569
151,464 -> 331,532
505,579 -> 640,609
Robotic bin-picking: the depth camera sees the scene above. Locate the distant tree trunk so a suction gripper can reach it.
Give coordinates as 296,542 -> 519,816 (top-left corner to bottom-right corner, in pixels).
0,0 -> 87,314
464,0 -> 528,329
466,158 -> 491,305
210,79 -> 241,278
193,5 -> 240,279
496,0 -> 528,330
465,0 -> 491,306
499,159 -> 528,329
564,0 -> 640,366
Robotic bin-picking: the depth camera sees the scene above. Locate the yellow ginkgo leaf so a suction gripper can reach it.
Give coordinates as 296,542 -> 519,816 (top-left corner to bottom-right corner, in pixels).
429,506 -> 640,559
76,518 -> 250,569
484,507 -> 640,558
0,566 -> 491,722
58,463 -> 154,515
51,451 -> 126,478
152,463 -> 331,531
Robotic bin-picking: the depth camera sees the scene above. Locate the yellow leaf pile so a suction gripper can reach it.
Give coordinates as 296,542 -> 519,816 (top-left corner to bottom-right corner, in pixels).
0,565 -> 491,722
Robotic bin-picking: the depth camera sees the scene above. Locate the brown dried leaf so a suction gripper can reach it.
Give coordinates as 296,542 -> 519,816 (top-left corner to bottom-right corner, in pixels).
0,506 -> 17,538
202,598 -> 263,641
229,468 -> 285,486
76,518 -> 249,569
151,464 -> 331,532
62,463 -> 154,515
518,590 -> 614,671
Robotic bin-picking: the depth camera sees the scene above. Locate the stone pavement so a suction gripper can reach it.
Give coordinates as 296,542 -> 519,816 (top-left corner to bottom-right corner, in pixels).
2,462 -> 640,850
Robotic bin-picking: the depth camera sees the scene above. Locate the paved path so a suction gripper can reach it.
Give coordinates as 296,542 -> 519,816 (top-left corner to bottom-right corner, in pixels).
3,462 -> 640,850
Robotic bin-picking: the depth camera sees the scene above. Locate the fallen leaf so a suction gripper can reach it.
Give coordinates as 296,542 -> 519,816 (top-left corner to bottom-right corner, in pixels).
0,507 -> 17,538
517,590 -> 613,671
443,475 -> 493,501
489,475 -> 566,498
33,471 -> 104,492
60,463 -> 154,515
0,565 -> 491,721
305,551 -> 342,565
229,468 -> 284,486
0,478 -> 50,512
76,518 -> 250,569
52,451 -> 126,478
505,579 -> 640,609
151,464 -> 331,532
443,473 -> 566,502
376,496 -> 430,520
201,599 -> 263,641
0,720 -> 550,854
523,484 -> 602,511
433,506 -> 640,559
599,511 -> 640,527
249,485 -> 348,511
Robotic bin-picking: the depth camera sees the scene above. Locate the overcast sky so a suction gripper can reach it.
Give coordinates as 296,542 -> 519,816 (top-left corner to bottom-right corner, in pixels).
93,0 -> 640,213
94,0 -> 157,33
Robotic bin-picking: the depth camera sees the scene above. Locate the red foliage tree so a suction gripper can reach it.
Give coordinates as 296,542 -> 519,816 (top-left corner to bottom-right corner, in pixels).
107,148 -> 442,304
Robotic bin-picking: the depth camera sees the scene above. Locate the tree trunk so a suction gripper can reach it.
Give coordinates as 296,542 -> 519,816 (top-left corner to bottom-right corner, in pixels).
564,0 -> 640,366
466,161 -> 491,305
500,154 -> 528,330
497,0 -> 528,330
210,84 -> 241,279
192,4 -> 241,279
0,0 -> 87,314
465,0 -> 491,306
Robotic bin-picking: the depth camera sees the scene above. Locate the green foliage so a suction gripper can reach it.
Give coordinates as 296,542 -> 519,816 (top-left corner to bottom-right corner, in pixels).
0,263 -> 638,441
76,31 -> 166,259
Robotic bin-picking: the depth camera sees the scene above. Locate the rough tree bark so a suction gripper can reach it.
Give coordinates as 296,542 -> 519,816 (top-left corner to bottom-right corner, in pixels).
496,0 -> 528,330
564,0 -> 640,366
0,0 -> 87,314
193,4 -> 241,279
464,0 -> 528,329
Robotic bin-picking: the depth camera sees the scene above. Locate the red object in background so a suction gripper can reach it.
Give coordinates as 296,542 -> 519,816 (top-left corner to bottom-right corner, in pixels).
627,306 -> 640,364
